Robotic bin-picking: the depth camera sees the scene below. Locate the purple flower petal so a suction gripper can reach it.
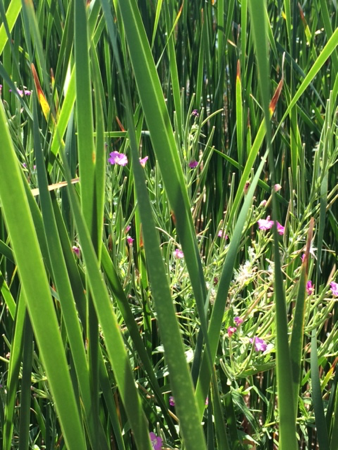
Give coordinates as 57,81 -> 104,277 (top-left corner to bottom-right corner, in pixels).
227,326 -> 237,337
276,222 -> 285,235
173,249 -> 184,259
306,280 -> 314,295
257,216 -> 274,230
108,151 -> 128,166
217,230 -> 228,239
250,337 -> 267,352
188,160 -> 198,168
139,156 -> 149,167
331,281 -> 338,296
149,432 -> 163,450
234,316 -> 243,326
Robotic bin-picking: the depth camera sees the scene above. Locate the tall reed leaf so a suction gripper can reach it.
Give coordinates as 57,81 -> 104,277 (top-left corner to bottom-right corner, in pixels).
248,0 -> 298,448
0,99 -> 86,450
101,1 -> 208,447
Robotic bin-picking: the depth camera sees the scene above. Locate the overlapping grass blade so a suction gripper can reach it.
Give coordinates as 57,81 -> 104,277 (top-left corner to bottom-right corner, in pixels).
0,100 -> 86,450
3,294 -> 26,450
58,153 -> 153,449
248,1 -> 298,448
0,0 -> 22,55
100,1 -> 208,447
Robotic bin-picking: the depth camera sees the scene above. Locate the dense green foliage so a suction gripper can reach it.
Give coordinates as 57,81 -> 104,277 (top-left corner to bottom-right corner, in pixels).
0,1 -> 337,449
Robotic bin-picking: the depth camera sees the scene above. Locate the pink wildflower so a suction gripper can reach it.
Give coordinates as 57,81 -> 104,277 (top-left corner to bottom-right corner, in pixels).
276,222 -> 285,235
258,216 -> 274,230
188,160 -> 198,168
306,280 -> 314,295
330,282 -> 338,296
72,246 -> 80,257
173,249 -> 184,259
227,326 -> 237,337
218,230 -> 228,239
139,156 -> 149,167
250,337 -> 267,352
149,432 -> 162,450
108,151 -> 128,166
234,316 -> 243,326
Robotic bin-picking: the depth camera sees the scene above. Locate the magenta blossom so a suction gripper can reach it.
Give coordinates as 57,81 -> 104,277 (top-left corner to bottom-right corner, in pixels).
227,326 -> 237,337
125,225 -> 131,233
218,230 -> 228,239
276,222 -> 285,235
188,160 -> 198,168
250,337 -> 267,352
173,249 -> 184,259
108,151 -> 128,166
306,280 -> 314,295
149,432 -> 162,450
139,156 -> 149,167
72,246 -> 80,258
234,316 -> 243,326
127,236 -> 134,245
10,88 -> 31,96
258,217 -> 285,235
258,216 -> 274,230
192,109 -> 199,116
330,281 -> 338,296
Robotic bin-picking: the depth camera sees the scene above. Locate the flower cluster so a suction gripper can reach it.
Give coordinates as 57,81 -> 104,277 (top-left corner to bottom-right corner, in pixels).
258,216 -> 285,235
227,316 -> 244,337
108,151 -> 149,167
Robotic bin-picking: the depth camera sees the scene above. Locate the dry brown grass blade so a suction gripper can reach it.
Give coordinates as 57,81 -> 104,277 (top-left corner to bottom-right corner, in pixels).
31,178 -> 80,197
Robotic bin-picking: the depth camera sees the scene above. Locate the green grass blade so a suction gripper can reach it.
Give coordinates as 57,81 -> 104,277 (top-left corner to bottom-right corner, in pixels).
100,2 -> 208,447
109,0 -> 215,400
0,0 -> 22,55
277,28 -> 338,132
18,313 -> 33,450
311,329 -> 330,449
195,150 -> 268,416
248,1 -> 298,448
74,0 -> 95,233
59,157 -> 153,450
0,100 -> 87,450
3,294 -> 26,450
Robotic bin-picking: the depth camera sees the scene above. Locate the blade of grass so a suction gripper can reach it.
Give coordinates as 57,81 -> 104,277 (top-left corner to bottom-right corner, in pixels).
58,149 -> 153,450
0,99 -> 87,450
248,1 -> 298,448
290,218 -> 314,418
0,0 -> 22,55
110,0 -> 214,395
3,294 -> 26,450
100,1 -> 209,447
311,329 -> 330,449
